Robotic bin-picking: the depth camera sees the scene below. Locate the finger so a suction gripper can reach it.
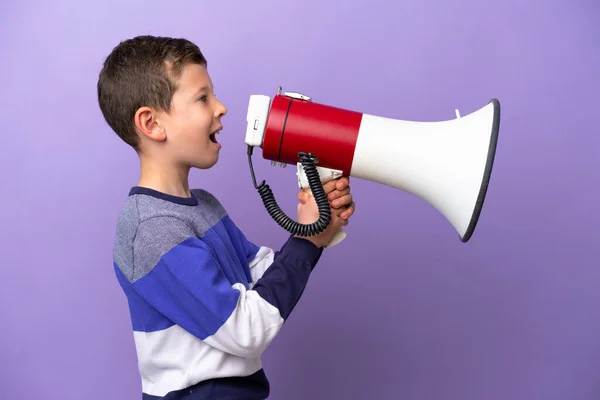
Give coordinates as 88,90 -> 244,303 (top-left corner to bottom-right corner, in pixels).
298,190 -> 310,204
305,191 -> 312,201
322,180 -> 338,194
336,177 -> 350,190
332,193 -> 352,209
335,215 -> 349,226
328,186 -> 350,201
297,191 -> 305,203
341,201 -> 355,219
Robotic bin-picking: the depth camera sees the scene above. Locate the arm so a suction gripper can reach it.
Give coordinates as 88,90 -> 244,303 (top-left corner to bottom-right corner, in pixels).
245,234 -> 323,287
248,246 -> 275,287
128,216 -> 321,359
224,214 -> 323,285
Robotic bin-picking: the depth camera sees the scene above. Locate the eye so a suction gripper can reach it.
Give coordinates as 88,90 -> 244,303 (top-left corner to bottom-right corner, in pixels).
198,95 -> 208,102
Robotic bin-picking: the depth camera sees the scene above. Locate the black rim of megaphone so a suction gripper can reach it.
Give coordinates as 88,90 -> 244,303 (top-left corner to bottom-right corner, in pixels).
460,98 -> 501,243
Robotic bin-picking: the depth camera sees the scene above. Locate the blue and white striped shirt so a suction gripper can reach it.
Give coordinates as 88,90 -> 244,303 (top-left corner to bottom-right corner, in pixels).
112,186 -> 323,399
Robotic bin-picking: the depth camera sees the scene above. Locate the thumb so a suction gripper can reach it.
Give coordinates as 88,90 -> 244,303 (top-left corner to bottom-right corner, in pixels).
303,192 -> 312,203
298,191 -> 309,204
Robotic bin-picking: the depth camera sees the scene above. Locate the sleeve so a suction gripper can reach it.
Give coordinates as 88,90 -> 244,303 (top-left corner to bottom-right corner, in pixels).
226,216 -> 323,286
129,216 -> 322,359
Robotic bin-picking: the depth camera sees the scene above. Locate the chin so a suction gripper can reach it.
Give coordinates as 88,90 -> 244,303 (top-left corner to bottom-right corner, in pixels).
192,156 -> 219,170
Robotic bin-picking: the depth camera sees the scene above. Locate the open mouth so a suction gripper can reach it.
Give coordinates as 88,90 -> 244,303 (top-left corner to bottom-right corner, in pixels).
210,130 -> 221,144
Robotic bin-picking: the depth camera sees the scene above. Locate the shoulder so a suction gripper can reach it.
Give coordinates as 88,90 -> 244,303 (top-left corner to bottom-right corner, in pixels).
190,188 -> 229,226
121,214 -> 205,283
190,188 -> 261,252
191,188 -> 224,210
114,193 -> 196,236
113,196 -> 202,283
133,214 -> 199,276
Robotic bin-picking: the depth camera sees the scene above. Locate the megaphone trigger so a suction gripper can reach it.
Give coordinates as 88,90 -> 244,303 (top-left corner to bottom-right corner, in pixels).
296,163 -> 344,189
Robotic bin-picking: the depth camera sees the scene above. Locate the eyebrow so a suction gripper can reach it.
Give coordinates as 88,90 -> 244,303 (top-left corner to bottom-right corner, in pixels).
194,85 -> 210,97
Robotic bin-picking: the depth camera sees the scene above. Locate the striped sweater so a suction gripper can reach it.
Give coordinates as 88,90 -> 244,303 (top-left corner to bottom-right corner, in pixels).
112,186 -> 323,399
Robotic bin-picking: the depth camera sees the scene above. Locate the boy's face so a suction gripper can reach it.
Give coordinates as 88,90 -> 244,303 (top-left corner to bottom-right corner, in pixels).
155,63 -> 227,169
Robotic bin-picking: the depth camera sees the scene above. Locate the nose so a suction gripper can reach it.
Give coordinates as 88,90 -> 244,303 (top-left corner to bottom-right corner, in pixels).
215,98 -> 227,118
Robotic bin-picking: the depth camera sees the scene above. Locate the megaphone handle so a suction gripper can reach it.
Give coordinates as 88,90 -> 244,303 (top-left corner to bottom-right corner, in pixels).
301,187 -> 347,248
296,162 -> 348,247
325,228 -> 346,248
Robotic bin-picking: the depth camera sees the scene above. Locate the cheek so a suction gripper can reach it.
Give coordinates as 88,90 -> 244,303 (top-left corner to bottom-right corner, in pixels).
189,111 -> 212,132
169,108 -> 212,143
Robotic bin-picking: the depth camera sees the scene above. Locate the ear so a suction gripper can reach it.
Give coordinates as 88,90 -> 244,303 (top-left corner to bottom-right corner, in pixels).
134,106 -> 167,143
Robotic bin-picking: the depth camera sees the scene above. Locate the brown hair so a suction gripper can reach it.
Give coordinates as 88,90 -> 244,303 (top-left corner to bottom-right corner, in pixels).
97,35 -> 207,150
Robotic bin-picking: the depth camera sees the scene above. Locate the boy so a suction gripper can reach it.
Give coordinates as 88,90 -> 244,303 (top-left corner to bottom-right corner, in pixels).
97,35 -> 355,400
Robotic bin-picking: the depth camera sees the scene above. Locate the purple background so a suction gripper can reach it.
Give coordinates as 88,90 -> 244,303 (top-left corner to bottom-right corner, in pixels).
1,1 -> 599,399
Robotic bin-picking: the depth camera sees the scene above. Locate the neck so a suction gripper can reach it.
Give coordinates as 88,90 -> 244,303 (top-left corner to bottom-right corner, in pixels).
138,154 -> 192,198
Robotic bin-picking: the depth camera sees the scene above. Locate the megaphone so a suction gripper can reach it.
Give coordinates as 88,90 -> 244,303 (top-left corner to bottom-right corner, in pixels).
245,87 -> 500,244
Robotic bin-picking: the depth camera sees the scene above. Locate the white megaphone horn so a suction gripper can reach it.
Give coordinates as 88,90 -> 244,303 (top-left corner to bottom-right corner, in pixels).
245,87 -> 500,245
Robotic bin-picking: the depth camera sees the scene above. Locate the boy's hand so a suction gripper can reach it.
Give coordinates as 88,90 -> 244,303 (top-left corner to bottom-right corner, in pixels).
296,177 -> 355,248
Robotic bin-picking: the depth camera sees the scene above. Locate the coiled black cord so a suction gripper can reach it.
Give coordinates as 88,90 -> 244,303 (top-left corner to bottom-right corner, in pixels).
247,146 -> 331,237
